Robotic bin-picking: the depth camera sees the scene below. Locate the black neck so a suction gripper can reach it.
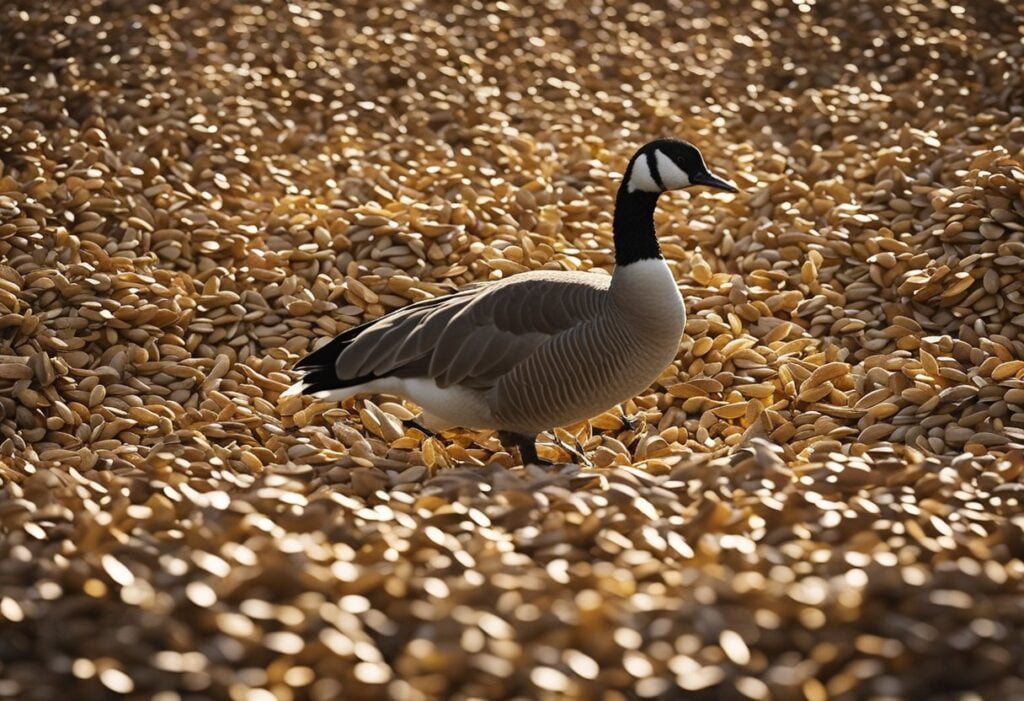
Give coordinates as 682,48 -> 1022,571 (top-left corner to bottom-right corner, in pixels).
613,187 -> 662,266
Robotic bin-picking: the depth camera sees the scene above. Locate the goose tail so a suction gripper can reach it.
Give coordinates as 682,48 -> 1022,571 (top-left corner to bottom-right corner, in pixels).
287,328 -> 384,402
282,366 -> 356,402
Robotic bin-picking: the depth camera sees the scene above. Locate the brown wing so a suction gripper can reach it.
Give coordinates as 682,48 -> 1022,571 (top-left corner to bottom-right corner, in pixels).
330,270 -> 610,390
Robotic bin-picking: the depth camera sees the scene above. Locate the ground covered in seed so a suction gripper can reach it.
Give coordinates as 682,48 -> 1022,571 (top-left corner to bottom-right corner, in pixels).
1,0 -> 1024,699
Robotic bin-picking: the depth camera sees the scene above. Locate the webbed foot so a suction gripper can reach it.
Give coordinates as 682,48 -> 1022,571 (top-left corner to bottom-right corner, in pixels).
498,430 -> 550,466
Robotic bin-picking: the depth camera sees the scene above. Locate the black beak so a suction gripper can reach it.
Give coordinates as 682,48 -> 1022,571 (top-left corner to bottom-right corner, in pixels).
692,171 -> 739,193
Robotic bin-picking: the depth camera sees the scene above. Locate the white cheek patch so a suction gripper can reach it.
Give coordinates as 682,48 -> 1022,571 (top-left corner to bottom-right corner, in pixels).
655,150 -> 691,189
628,155 -> 660,192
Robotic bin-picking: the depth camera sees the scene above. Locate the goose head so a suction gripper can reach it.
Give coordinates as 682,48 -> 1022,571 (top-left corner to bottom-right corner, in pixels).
624,139 -> 738,195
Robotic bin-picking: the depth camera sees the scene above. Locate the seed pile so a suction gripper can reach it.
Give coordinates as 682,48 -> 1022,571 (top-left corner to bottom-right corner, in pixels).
2,0 -> 1024,699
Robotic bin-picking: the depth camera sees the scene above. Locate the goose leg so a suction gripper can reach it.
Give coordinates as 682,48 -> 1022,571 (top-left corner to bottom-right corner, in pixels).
498,430 -> 549,466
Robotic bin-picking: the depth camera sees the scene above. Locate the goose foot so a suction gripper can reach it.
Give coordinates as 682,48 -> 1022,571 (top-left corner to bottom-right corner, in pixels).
404,418 -> 435,437
498,430 -> 550,466
550,434 -> 592,467
620,413 -> 644,431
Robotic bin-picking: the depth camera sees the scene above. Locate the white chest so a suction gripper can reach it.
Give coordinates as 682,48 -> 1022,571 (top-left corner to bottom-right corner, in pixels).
610,259 -> 686,327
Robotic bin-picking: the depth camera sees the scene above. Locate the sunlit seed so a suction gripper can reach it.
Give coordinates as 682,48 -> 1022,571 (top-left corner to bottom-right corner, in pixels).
99,668 -> 134,694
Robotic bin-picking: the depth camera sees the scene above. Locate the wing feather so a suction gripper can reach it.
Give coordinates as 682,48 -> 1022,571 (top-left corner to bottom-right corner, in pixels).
427,272 -> 608,388
334,289 -> 475,380
458,329 -> 550,390
321,270 -> 610,390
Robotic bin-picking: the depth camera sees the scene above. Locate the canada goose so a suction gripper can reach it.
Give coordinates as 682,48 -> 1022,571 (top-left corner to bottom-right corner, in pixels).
286,139 -> 738,464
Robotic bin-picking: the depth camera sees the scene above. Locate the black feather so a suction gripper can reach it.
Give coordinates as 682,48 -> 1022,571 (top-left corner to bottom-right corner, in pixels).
295,367 -> 343,395
294,320 -> 372,370
295,365 -> 383,395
